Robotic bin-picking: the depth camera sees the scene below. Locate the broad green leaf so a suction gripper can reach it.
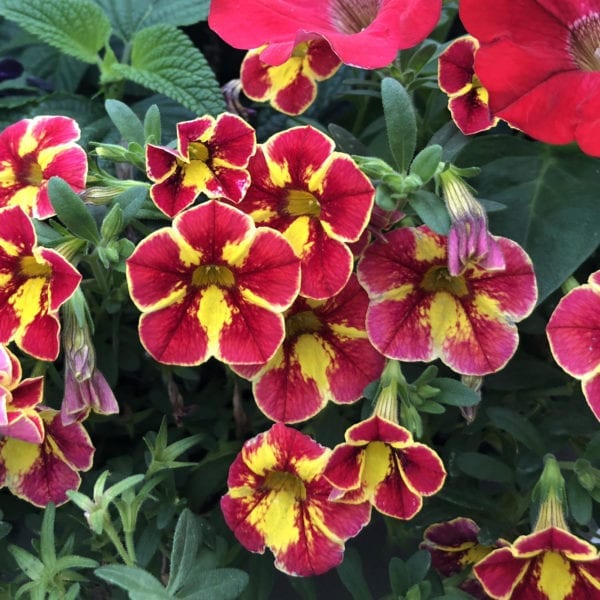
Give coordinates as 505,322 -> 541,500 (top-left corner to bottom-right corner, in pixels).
48,177 -> 101,244
456,452 -> 514,483
485,406 -> 546,457
381,77 -> 417,173
327,123 -> 370,155
144,104 -> 162,144
337,546 -> 373,600
95,0 -> 209,40
410,144 -> 443,183
406,550 -> 431,587
105,99 -> 146,146
0,0 -> 111,64
409,190 -> 451,234
388,557 -> 410,596
167,509 -> 203,594
95,565 -> 171,600
109,25 -> 225,115
432,377 -> 480,407
456,136 -> 600,302
566,473 -> 593,526
178,568 -> 249,600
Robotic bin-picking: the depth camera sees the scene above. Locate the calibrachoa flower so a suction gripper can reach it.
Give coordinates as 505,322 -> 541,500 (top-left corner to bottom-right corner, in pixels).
235,126 -> 374,300
60,290 -> 118,425
220,423 -> 371,576
209,0 -> 442,69
0,206 -> 82,361
460,0 -> 600,156
240,41 -> 341,116
126,200 -> 301,366
357,225 -> 537,375
473,456 -> 600,599
146,113 -> 256,218
232,275 -> 385,423
546,270 -> 600,420
438,36 -> 498,135
0,115 -> 87,218
0,344 -> 44,443
323,361 -> 446,519
438,165 -> 504,276
0,408 -> 95,507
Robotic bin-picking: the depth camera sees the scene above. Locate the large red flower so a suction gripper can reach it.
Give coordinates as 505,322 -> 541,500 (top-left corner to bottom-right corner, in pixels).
208,0 -> 442,69
460,0 -> 600,156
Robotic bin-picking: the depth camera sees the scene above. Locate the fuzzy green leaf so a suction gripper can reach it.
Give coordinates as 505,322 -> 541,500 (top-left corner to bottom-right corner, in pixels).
178,569 -> 249,600
95,565 -> 171,600
109,25 -> 225,115
105,99 -> 146,146
432,377 -> 480,407
167,509 -> 203,594
486,406 -> 546,457
456,452 -> 514,483
0,0 -> 111,64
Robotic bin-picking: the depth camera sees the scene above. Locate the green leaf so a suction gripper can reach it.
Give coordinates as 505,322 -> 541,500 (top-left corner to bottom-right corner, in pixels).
54,555 -> 99,571
409,190 -> 451,234
337,546 -> 373,600
406,550 -> 431,587
388,557 -> 410,596
456,136 -> 600,302
381,78 -> 417,173
566,474 -> 593,526
48,178 -> 101,244
105,100 -> 146,147
109,25 -> 225,115
8,545 -> 44,580
95,565 -> 171,600
144,104 -> 162,145
432,378 -> 480,407
410,144 -> 443,183
178,568 -> 249,600
40,504 -> 56,567
485,406 -> 546,457
167,509 -> 203,594
95,0 -> 209,40
327,124 -> 370,155
456,452 -> 514,483
0,0 -> 111,64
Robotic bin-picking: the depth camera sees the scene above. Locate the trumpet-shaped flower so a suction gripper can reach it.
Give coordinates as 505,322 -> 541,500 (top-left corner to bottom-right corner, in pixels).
0,408 -> 94,507
240,41 -> 341,116
0,115 -> 87,218
460,0 -> 600,156
357,225 -> 537,375
235,126 -> 374,299
232,275 -> 385,423
323,377 -> 446,519
126,200 -> 301,366
0,344 -> 44,443
221,423 -> 371,576
0,206 -> 82,361
546,270 -> 600,420
209,0 -> 442,69
438,36 -> 498,135
146,113 -> 256,218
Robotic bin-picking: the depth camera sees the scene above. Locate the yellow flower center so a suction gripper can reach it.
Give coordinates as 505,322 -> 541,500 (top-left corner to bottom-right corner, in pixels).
286,189 -> 321,218
285,309 -> 323,339
569,13 -> 600,71
187,142 -> 210,162
20,255 -> 51,278
262,470 -> 307,501
328,0 -> 381,34
191,264 -> 235,288
420,265 -> 469,297
25,161 -> 43,186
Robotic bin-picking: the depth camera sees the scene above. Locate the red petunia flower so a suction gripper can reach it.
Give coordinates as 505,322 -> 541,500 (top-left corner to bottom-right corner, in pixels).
232,275 -> 385,423
234,126 -> 374,300
460,0 -> 600,156
0,408 -> 95,507
209,0 -> 442,69
0,206 -> 82,361
438,36 -> 498,135
146,113 -> 256,218
221,423 -> 371,576
0,116 -> 87,219
126,200 -> 301,367
546,270 -> 600,420
241,41 -> 341,116
0,344 -> 44,443
357,225 -> 537,376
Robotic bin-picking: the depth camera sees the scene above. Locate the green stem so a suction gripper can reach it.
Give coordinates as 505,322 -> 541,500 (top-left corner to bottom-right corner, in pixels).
103,518 -> 133,566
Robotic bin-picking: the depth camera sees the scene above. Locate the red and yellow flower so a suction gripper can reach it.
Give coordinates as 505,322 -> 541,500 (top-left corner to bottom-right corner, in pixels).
241,41 -> 341,116
438,36 -> 498,135
0,115 -> 87,219
221,423 -> 371,576
235,126 -> 374,300
323,362 -> 446,519
126,200 -> 301,366
209,0 -> 442,69
546,270 -> 600,420
357,225 -> 537,375
0,206 -> 82,361
460,0 -> 600,156
0,408 -> 95,507
146,113 -> 256,218
0,344 -> 44,443
232,275 -> 385,423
